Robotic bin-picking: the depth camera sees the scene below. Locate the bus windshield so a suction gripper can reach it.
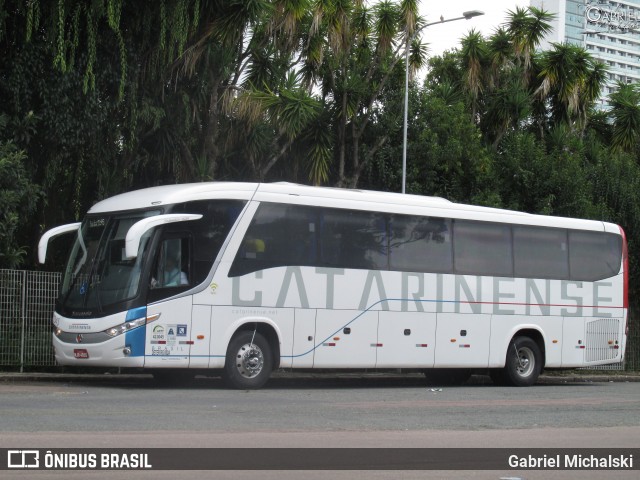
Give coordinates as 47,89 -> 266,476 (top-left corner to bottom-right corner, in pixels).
60,210 -> 160,314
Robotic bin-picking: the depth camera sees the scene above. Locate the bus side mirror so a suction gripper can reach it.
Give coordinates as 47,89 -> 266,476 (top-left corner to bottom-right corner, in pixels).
124,214 -> 202,259
38,223 -> 82,264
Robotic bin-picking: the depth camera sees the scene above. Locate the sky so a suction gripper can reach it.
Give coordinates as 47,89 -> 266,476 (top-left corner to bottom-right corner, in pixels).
419,0 -> 531,57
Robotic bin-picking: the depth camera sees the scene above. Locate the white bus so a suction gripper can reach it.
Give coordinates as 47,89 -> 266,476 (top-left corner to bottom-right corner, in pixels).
39,182 -> 628,388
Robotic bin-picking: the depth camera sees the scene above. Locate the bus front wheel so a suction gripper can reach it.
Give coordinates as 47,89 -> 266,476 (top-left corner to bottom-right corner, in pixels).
223,330 -> 273,389
502,336 -> 542,387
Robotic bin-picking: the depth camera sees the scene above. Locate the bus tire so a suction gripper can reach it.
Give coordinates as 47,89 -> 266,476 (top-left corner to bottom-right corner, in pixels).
424,368 -> 471,386
503,336 -> 542,387
223,330 -> 273,389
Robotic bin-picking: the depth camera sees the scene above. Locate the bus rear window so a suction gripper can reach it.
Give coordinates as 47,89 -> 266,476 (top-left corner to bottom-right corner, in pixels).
569,231 -> 622,281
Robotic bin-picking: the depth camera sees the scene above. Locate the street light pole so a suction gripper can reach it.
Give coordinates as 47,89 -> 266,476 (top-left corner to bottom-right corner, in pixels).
401,10 -> 484,194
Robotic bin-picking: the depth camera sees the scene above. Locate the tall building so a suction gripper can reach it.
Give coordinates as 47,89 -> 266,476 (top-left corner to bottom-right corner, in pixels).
531,0 -> 640,109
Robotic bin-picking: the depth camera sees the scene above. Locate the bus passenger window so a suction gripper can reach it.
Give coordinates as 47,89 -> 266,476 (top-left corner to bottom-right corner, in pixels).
229,203 -> 318,277
318,209 -> 387,270
389,215 -> 452,273
453,220 -> 513,277
513,226 -> 568,279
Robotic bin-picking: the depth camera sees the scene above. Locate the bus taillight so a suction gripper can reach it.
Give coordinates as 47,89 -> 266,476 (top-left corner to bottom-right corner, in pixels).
619,226 -> 629,318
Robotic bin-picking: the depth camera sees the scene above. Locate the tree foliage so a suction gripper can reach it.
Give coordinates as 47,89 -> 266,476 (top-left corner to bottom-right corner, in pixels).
1,0 -> 640,324
0,133 -> 40,269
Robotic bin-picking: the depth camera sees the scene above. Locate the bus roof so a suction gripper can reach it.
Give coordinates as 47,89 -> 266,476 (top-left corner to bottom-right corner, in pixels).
88,181 -> 618,233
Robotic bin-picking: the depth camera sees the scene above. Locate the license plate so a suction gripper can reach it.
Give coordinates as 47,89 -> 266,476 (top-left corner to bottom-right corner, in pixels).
74,349 -> 89,359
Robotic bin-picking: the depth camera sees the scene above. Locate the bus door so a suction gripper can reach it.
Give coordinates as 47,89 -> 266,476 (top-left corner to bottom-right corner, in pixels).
144,235 -> 194,368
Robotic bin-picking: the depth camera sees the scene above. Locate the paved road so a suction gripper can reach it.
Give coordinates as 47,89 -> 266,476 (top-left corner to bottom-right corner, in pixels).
1,373 -> 639,479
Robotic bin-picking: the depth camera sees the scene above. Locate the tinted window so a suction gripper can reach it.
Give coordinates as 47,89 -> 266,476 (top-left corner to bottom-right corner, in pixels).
229,203 -> 318,277
319,209 -> 387,270
514,226 -> 569,279
172,200 -> 245,285
229,204 -> 388,276
228,202 -> 623,282
569,231 -> 622,281
389,215 -> 452,273
453,221 -> 513,276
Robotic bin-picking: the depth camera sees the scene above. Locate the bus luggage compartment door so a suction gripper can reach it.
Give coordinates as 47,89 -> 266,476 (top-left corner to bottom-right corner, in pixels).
376,311 -> 436,368
434,313 -> 491,367
313,310 -> 378,367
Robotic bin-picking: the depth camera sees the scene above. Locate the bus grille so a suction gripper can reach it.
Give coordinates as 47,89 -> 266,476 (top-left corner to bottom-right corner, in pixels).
585,318 -> 620,363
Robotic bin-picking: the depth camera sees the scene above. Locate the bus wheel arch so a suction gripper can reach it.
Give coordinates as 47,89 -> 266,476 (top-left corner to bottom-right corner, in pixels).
222,322 -> 280,389
494,329 -> 545,387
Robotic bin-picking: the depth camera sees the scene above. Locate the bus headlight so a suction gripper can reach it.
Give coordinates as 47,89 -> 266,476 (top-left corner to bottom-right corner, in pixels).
103,313 -> 160,338
104,317 -> 147,338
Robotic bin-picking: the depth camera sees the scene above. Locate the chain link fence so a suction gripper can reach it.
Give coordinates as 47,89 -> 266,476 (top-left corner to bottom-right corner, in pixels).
624,304 -> 640,371
0,268 -> 639,371
0,269 -> 60,369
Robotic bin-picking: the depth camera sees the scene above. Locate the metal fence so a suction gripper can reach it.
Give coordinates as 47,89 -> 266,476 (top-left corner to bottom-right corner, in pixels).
624,304 -> 640,371
0,268 -> 639,371
0,269 -> 60,369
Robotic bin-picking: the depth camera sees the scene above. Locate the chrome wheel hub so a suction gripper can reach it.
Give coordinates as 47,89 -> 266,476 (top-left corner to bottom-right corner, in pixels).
236,343 -> 264,378
516,346 -> 534,377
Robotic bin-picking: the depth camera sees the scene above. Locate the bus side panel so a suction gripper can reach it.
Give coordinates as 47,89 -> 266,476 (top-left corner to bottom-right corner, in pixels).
561,317 -> 585,367
376,311 -> 436,368
291,308 -> 316,368
313,310 -> 378,367
190,305 -> 211,368
434,313 -> 491,367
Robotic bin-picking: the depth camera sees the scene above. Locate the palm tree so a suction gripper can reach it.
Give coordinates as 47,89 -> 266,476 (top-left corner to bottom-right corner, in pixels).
505,6 -> 553,78
486,27 -> 513,90
609,82 -> 640,153
304,0 -> 426,187
460,29 -> 487,121
536,43 -> 602,130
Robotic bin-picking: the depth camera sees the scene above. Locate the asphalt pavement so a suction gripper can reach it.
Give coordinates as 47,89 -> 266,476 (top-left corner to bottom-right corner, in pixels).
1,369 -> 639,385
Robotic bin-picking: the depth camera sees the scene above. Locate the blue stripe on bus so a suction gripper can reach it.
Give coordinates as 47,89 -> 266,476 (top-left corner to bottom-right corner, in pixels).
125,306 -> 147,357
125,306 -> 147,321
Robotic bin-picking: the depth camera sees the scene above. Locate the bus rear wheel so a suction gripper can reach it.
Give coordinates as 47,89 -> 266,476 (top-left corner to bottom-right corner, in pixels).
223,330 -> 273,389
502,336 -> 542,387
